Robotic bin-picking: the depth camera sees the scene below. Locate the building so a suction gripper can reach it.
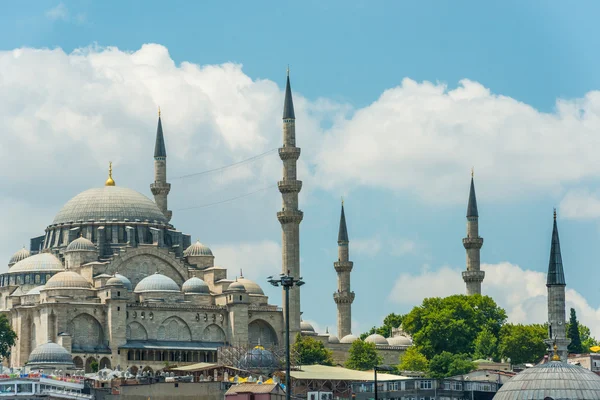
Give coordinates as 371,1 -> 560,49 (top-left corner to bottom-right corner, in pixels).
225,383 -> 286,400
0,372 -> 89,399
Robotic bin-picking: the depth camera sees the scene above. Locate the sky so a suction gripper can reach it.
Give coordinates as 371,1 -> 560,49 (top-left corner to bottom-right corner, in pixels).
2,1 -> 600,338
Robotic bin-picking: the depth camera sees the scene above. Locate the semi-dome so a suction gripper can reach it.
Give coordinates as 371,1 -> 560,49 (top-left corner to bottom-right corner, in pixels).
66,237 -> 96,252
45,271 -> 91,290
134,272 -> 180,293
9,247 -> 30,266
365,334 -> 389,345
52,186 -> 169,226
493,360 -> 600,400
301,321 -> 315,333
10,253 -> 64,273
27,341 -> 75,367
387,335 -> 413,346
340,334 -> 359,344
184,240 -> 213,257
27,285 -> 45,295
182,277 -> 210,294
228,281 -> 246,292
238,276 -> 264,296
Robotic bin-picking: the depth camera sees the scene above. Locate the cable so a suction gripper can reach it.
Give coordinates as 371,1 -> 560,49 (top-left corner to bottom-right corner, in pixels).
172,149 -> 278,180
177,184 -> 278,211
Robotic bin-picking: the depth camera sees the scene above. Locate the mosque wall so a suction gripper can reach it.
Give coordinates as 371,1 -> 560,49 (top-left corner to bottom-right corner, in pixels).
106,247 -> 188,287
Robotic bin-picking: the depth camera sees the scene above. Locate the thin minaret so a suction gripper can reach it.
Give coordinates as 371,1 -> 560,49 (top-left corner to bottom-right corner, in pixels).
462,169 -> 485,295
334,199 -> 355,339
150,108 -> 172,222
277,68 -> 303,338
545,209 -> 570,362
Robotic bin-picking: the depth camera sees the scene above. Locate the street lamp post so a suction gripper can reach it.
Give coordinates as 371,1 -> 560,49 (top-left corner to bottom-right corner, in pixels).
268,272 -> 305,400
373,365 -> 393,400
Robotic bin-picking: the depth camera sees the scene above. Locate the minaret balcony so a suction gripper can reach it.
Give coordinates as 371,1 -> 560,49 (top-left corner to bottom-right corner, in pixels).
462,270 -> 485,282
279,147 -> 301,161
278,180 -> 303,193
333,291 -> 355,304
462,237 -> 483,249
334,261 -> 353,273
150,183 -> 171,196
277,209 -> 304,224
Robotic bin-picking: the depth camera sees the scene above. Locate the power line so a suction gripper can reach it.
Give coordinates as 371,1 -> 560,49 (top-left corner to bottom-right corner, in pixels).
177,184 -> 278,211
172,148 -> 278,180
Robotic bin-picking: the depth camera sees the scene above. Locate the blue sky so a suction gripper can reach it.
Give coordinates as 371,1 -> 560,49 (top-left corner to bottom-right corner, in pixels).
2,1 -> 600,337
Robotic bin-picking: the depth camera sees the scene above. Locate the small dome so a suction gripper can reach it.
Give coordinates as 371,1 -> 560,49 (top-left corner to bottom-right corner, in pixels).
106,276 -> 125,287
45,271 -> 91,290
114,274 -> 132,291
182,277 -> 210,294
66,237 -> 96,252
184,240 -> 213,257
238,277 -> 264,296
10,253 -> 64,273
9,247 -> 30,266
27,285 -> 45,295
134,272 -> 180,293
27,341 -> 75,367
228,281 -> 246,292
340,334 -> 359,344
301,321 -> 315,333
328,335 -> 340,344
365,334 -> 389,345
237,346 -> 279,371
493,360 -> 600,400
387,335 -> 413,346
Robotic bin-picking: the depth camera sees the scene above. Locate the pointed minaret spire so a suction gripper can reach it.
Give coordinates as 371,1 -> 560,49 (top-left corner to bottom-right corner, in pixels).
544,209 -> 570,362
333,199 -> 355,339
150,109 -> 172,222
462,170 -> 485,295
283,67 -> 295,119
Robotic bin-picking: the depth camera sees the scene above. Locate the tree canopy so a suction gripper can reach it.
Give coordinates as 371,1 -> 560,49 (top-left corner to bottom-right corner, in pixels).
292,334 -> 334,366
497,323 -> 547,365
397,347 -> 428,372
359,313 -> 404,340
345,340 -> 382,371
428,352 -> 476,378
567,308 -> 584,354
402,295 -> 507,358
473,327 -> 498,361
0,315 -> 16,361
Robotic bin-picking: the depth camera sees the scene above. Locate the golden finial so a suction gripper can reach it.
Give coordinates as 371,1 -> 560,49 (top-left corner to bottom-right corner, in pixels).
105,161 -> 115,186
158,106 -> 161,118
552,343 -> 560,361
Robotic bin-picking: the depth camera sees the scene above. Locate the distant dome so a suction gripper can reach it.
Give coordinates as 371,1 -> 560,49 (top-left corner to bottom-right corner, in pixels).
365,334 -> 389,345
66,237 -> 96,252
27,285 -> 45,295
9,247 -> 30,267
493,360 -> 600,400
328,335 -> 340,344
237,346 -> 280,371
301,321 -> 315,333
182,277 -> 210,294
228,281 -> 246,292
52,186 -> 169,226
45,271 -> 91,290
238,276 -> 264,295
106,276 -> 125,287
10,253 -> 64,274
387,335 -> 413,346
184,240 -> 213,257
340,334 -> 359,344
27,341 -> 75,367
134,272 -> 180,293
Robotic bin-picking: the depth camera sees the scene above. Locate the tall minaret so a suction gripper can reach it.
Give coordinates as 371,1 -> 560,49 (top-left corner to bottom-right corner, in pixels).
545,209 -> 570,362
150,108 -> 172,222
277,69 -> 303,338
462,170 -> 485,295
334,200 -> 355,339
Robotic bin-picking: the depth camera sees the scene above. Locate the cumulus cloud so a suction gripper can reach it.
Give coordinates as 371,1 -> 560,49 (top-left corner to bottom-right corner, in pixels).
46,3 -> 68,20
389,262 -> 600,337
211,240 -> 282,283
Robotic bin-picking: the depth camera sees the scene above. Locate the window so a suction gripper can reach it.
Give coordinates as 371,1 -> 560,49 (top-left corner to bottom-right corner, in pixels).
451,382 -> 462,391
35,275 -> 40,284
118,291 -> 121,296
25,275 -> 30,284
420,381 -> 432,390
239,295 -> 242,301
388,382 -> 399,391
117,307 -> 121,311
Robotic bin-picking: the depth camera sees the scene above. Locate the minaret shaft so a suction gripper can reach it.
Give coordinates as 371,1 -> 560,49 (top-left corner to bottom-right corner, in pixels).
150,114 -> 172,222
334,204 -> 354,339
462,176 -> 484,295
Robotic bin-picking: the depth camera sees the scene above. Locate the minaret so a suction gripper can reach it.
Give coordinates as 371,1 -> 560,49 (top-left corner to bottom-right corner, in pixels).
150,108 -> 172,222
462,170 -> 485,295
333,200 -> 355,339
545,209 -> 570,362
277,69 -> 303,338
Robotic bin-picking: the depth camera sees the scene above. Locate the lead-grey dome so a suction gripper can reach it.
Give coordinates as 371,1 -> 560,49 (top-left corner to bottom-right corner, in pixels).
9,247 -> 30,267
27,341 -> 75,367
52,186 -> 169,225
340,334 -> 359,344
493,361 -> 600,400
106,274 -> 132,291
66,237 -> 96,252
184,240 -> 213,257
365,334 -> 389,345
182,277 -> 210,294
10,253 -> 64,273
134,272 -> 180,293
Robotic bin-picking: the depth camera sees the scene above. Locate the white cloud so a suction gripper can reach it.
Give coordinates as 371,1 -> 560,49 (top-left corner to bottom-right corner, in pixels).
352,237 -> 416,257
46,3 -> 69,21
389,262 -> 600,338
353,237 -> 383,255
211,240 -> 282,283
560,189 -> 600,219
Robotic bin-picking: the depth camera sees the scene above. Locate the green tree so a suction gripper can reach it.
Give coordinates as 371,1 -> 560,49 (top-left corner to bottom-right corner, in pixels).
359,313 -> 404,340
90,360 -> 99,373
402,295 -> 507,358
473,327 -> 498,361
567,308 -> 584,354
397,347 -> 428,372
428,352 -> 475,378
578,324 -> 599,351
498,324 -> 547,364
345,341 -> 382,371
0,315 -> 17,361
292,333 -> 334,366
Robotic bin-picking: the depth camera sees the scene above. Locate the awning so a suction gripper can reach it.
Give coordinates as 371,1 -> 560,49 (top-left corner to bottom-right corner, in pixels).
119,340 -> 224,351
172,362 -> 218,372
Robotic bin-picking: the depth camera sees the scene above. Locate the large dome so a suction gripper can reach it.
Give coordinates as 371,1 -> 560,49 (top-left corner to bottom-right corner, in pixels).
134,272 -> 180,293
238,277 -> 264,296
45,271 -> 91,290
10,253 -> 64,273
27,341 -> 74,367
493,360 -> 600,400
182,277 -> 210,294
52,186 -> 168,226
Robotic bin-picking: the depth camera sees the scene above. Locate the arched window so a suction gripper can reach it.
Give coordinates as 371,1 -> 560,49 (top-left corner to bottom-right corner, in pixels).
35,275 -> 40,284
25,275 -> 30,284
